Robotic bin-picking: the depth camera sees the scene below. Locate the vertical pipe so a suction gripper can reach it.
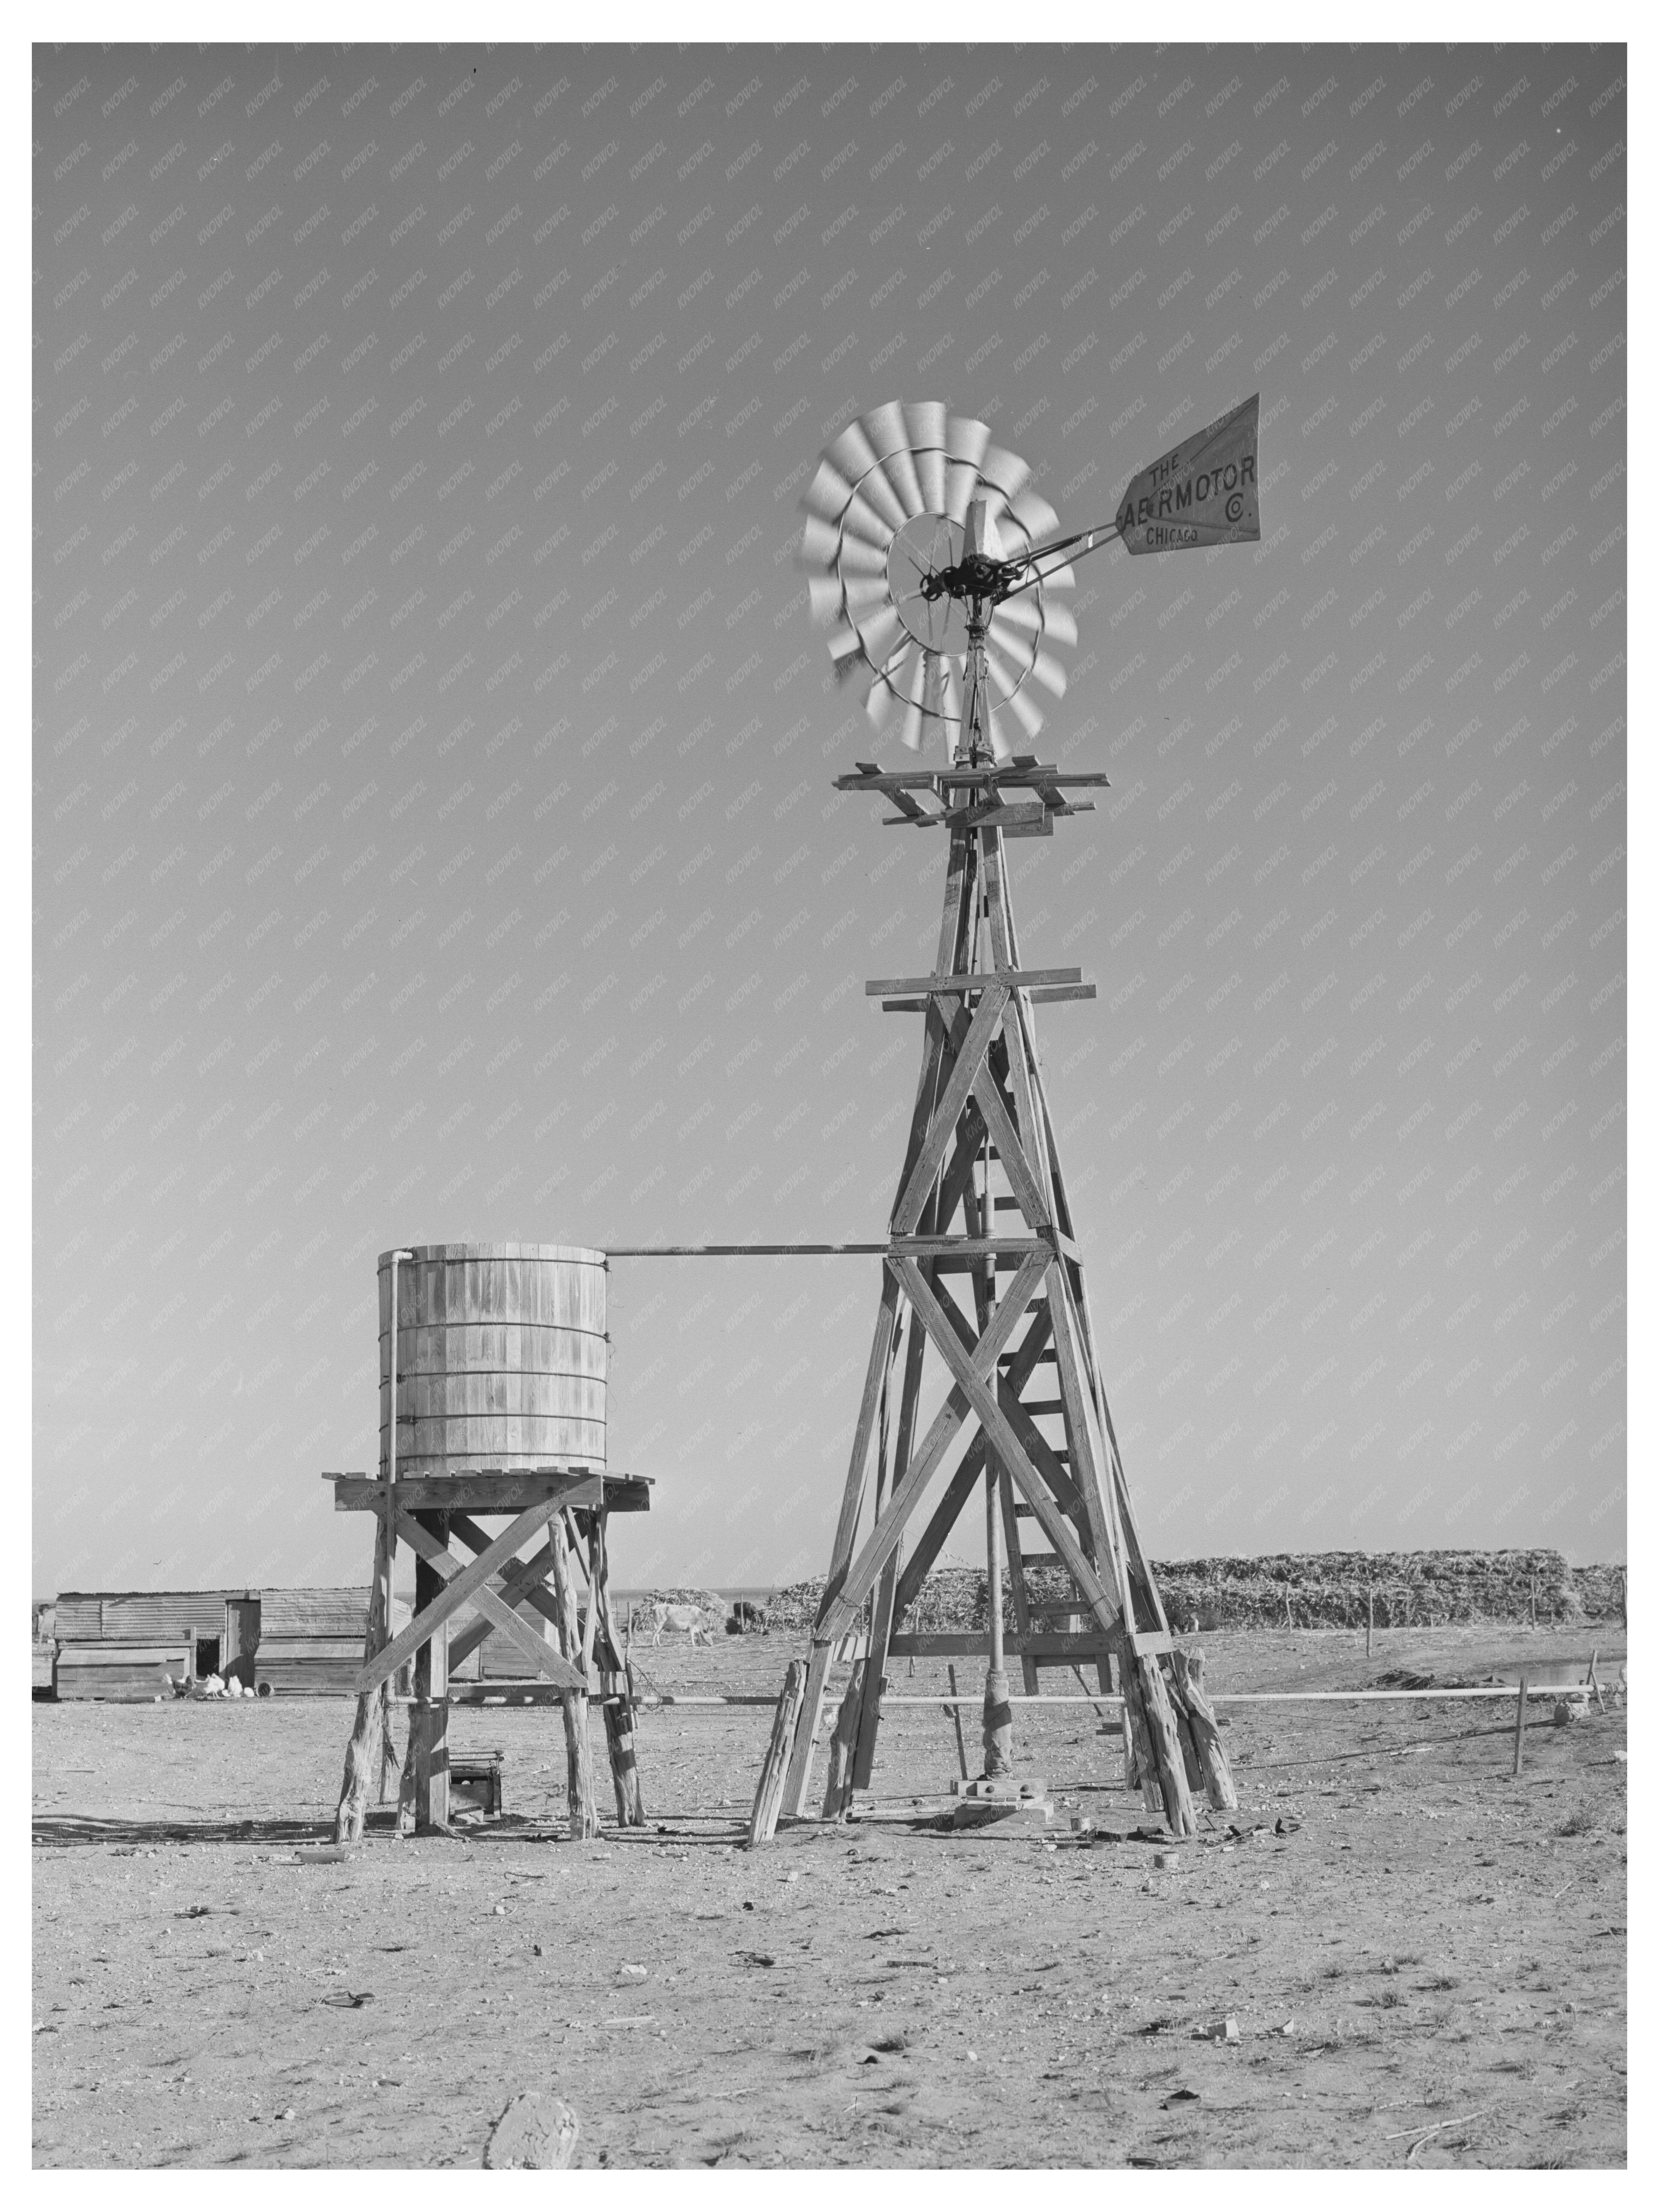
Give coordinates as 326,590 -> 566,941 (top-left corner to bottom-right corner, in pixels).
380,1246 -> 414,1801
983,1462 -> 1012,1778
1512,1674 -> 1528,1777
986,1464 -> 1005,1674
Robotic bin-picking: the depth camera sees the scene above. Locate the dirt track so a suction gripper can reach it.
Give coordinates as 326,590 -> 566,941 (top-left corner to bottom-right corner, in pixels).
32,1625 -> 1626,2168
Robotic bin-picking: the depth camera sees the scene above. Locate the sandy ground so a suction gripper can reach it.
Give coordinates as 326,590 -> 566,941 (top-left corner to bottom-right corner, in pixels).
32,1624 -> 1625,2169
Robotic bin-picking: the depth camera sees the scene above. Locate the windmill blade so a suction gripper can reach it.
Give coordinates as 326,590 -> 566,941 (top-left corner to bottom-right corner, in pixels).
860,399 -> 910,458
854,463 -> 911,537
1040,600 -> 1078,649
985,702 -> 1014,762
866,636 -> 917,727
1008,487 -> 1061,543
843,576 -> 892,623
1027,646 -> 1068,699
841,488 -> 899,550
1000,682 -> 1049,745
824,414 -> 911,535
808,576 -> 845,626
989,593 -> 1044,636
825,418 -> 884,492
906,401 -> 949,510
945,413 -> 992,472
799,511 -> 844,570
803,457 -> 860,527
866,414 -> 926,521
855,602 -> 905,670
837,535 -> 892,581
978,443 -> 1031,503
862,400 -> 926,518
980,631 -> 1031,707
991,594 -> 1078,649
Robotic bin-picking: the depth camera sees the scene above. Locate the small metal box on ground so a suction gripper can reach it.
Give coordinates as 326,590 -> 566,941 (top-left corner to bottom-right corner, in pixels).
449,1752 -> 505,1815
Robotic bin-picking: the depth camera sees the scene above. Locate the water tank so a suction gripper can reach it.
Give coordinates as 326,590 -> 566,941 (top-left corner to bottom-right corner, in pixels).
378,1243 -> 607,1476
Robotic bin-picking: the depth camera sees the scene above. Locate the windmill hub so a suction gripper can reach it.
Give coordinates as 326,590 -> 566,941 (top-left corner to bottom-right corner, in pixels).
919,550 -> 1017,608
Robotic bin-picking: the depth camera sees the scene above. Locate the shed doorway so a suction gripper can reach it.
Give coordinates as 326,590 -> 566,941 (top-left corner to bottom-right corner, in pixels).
223,1598 -> 261,1688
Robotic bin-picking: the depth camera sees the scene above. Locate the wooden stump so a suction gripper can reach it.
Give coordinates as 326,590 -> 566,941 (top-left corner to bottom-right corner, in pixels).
1114,1635 -> 1166,1815
1137,1653 -> 1198,1837
549,1512 -> 599,1840
1172,1692 -> 1205,1796
1170,1648 -> 1239,1812
749,1660 -> 807,1846
822,1658 -> 866,1820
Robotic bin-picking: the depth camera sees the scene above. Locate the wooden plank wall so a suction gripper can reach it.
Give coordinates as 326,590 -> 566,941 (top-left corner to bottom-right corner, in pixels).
55,1643 -> 192,1701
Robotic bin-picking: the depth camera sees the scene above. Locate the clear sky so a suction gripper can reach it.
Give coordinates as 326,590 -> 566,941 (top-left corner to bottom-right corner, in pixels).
33,41 -> 1626,1594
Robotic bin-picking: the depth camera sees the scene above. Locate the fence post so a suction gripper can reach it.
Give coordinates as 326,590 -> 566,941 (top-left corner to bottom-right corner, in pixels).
1512,1674 -> 1528,1778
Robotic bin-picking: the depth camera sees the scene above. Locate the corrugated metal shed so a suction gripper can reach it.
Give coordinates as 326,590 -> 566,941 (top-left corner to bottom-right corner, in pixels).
102,1592 -> 241,1641
54,1595 -> 104,1640
260,1588 -> 374,1637
54,1589 -> 252,1643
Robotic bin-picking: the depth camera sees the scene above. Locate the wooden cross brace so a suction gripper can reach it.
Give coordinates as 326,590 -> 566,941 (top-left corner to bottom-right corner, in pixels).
815,1249 -> 1051,1643
353,1497 -> 585,1695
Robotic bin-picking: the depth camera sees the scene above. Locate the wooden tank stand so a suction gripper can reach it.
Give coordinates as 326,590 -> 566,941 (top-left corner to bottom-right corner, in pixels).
329,1466 -> 651,1841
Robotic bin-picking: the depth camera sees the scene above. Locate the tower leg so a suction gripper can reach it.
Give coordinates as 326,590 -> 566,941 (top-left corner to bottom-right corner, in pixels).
412,1510 -> 451,1830
584,1507 -> 645,1826
334,1496 -> 397,1843
550,1511 -> 599,1840
821,1657 -> 867,1819
781,1268 -> 902,1817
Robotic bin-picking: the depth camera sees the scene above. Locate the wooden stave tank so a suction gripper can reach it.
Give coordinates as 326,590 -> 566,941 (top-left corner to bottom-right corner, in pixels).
377,1242 -> 607,1475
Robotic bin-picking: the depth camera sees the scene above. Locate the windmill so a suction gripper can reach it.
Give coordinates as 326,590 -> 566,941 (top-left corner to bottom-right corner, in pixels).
754,394 -> 1263,1837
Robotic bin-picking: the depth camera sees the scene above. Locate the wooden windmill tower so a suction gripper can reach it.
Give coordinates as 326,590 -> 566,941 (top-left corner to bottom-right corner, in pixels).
763,398 -> 1264,1836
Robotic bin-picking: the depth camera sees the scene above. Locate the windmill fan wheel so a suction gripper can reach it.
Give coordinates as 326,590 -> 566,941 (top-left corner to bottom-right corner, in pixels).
799,398 -> 1078,759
